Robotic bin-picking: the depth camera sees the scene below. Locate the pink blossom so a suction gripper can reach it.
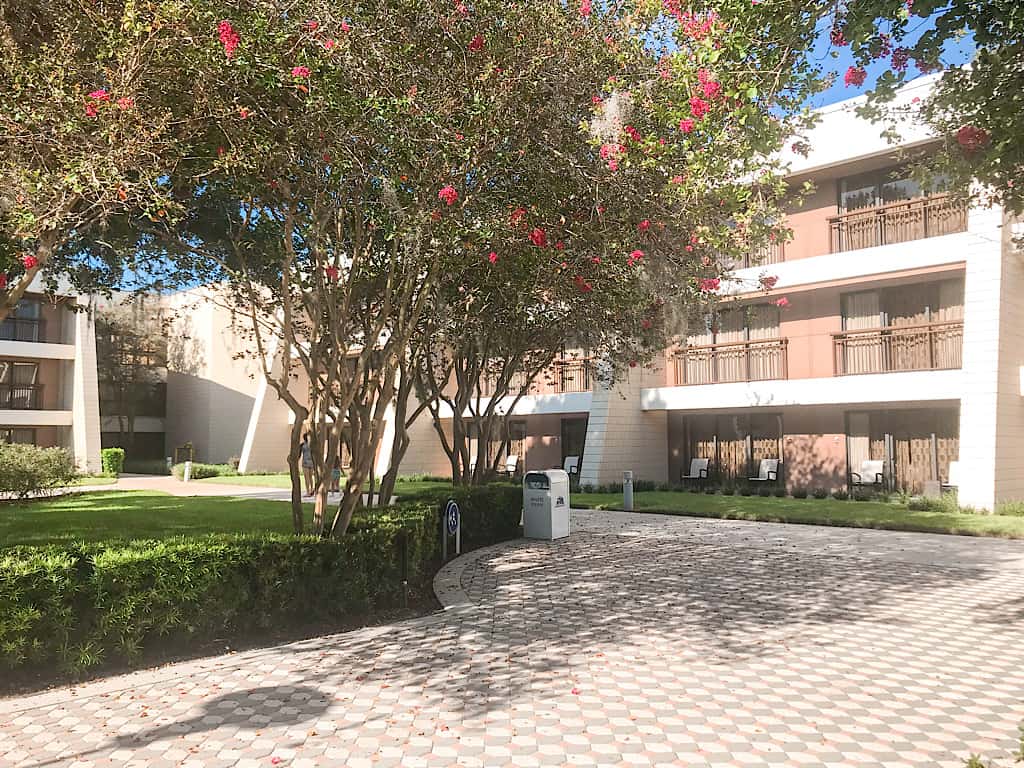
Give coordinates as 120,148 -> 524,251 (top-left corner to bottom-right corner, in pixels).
341,20 -> 352,32
679,118 -> 696,133
84,103 -> 98,118
592,95 -> 603,105
529,227 -> 547,247
638,219 -> 651,232
469,34 -> 485,52
324,39 -> 336,50
689,95 -> 710,118
307,20 -> 319,31
641,319 -> 652,329
239,107 -> 251,119
775,297 -> 790,308
759,274 -> 779,290
843,66 -> 867,87
624,125 -> 642,142
580,0 -> 592,17
891,48 -> 910,72
627,249 -> 644,266
510,207 -> 527,226
325,265 -> 339,281
456,3 -> 469,16
487,251 -> 499,264
116,96 -> 134,110
701,79 -> 722,100
438,185 -> 459,206
956,125 -> 990,154
291,65 -> 311,78
0,273 -> 6,289
699,277 -> 720,292
218,20 -> 240,58
555,240 -> 565,250
830,25 -> 847,47
88,89 -> 110,101
670,175 -> 683,185
22,255 -> 39,270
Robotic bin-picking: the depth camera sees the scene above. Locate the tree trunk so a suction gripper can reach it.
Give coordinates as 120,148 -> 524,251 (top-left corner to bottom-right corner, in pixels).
287,419 -> 304,534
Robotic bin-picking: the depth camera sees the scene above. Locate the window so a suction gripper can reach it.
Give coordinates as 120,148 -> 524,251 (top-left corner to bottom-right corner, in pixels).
0,361 -> 40,409
0,428 -> 36,445
838,165 -> 948,212
0,300 -> 42,342
687,305 -> 780,347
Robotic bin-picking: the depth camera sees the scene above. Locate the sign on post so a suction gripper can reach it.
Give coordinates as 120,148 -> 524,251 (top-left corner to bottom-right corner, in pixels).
443,499 -> 461,560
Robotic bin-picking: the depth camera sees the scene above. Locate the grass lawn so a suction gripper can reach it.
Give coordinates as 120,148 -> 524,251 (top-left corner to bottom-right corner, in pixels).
71,475 -> 118,487
1,479 -> 456,548
194,474 -> 451,498
573,490 -> 1024,538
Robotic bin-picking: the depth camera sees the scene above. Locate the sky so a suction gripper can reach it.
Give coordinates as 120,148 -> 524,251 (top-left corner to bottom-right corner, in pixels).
808,14 -> 977,108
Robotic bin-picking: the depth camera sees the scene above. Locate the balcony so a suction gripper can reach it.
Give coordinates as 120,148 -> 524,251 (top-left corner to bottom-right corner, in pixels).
0,384 -> 44,410
828,194 -> 968,254
0,318 -> 46,343
833,321 -> 964,375
673,339 -> 788,386
480,358 -> 593,397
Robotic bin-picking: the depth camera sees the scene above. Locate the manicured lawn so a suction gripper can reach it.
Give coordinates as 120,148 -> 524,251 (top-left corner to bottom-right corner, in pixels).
573,490 -> 1024,538
71,475 -> 118,487
0,491 -> 298,547
1,479 -> 456,548
194,474 -> 451,498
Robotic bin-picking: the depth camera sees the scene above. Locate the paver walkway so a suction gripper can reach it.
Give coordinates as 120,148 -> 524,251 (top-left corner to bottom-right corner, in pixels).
3,510 -> 1024,768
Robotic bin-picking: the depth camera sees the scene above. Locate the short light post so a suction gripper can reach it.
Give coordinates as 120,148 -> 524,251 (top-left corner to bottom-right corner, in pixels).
623,470 -> 634,512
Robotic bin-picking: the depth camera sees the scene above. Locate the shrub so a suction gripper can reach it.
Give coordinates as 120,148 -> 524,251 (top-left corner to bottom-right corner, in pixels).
852,488 -> 878,502
791,486 -> 808,499
772,486 -> 787,497
758,486 -> 771,497
740,485 -> 753,497
171,462 -> 238,480
0,489 -> 523,674
0,444 -> 78,499
811,487 -> 829,499
633,480 -> 657,493
997,501 -> 1024,517
689,486 -> 702,494
656,482 -> 673,492
100,447 -> 125,476
720,486 -> 735,496
832,489 -> 849,501
704,487 -> 716,494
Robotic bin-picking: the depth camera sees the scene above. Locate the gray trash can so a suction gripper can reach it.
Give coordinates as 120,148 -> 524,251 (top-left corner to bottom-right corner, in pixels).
523,470 -> 570,540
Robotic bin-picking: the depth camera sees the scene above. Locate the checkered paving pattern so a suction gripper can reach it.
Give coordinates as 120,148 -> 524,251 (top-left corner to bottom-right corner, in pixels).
3,510 -> 1024,768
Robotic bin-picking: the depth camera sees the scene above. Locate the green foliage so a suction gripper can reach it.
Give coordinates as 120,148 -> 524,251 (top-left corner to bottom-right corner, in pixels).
907,493 -> 962,513
853,488 -> 878,502
100,448 -> 125,477
791,486 -> 809,499
0,444 -> 78,499
832,489 -> 850,501
996,501 -> 1024,518
758,486 -> 772,497
772,486 -> 787,498
123,459 -> 171,475
812,487 -> 830,499
0,490 -> 522,673
171,463 -> 238,480
720,486 -> 736,496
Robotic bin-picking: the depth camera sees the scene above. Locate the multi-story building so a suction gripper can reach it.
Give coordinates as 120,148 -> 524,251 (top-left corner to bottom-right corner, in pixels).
395,76 -> 1024,512
0,281 -> 101,471
167,77 -> 1023,512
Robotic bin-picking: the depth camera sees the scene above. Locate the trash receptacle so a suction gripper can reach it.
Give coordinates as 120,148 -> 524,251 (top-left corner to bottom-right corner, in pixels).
523,470 -> 570,540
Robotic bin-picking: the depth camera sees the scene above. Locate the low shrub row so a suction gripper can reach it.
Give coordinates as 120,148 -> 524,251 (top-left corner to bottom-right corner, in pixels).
100,447 -> 125,476
171,462 -> 238,480
0,444 -> 78,499
1,486 -> 523,675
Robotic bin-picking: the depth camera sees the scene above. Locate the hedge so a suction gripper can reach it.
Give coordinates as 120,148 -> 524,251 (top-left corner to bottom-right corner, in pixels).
0,443 -> 78,499
1,487 -> 523,674
100,447 -> 125,476
171,462 -> 237,480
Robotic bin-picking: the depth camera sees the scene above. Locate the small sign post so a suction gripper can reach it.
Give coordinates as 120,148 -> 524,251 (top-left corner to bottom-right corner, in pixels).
443,499 -> 461,560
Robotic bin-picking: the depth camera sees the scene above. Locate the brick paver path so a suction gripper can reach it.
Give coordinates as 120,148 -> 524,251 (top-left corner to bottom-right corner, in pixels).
4,510 -> 1024,767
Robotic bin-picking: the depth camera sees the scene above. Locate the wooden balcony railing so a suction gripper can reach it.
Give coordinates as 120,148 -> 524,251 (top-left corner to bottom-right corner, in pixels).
0,384 -> 43,410
673,338 -> 788,385
0,318 -> 46,343
829,193 -> 968,253
479,359 -> 593,397
833,321 -> 964,375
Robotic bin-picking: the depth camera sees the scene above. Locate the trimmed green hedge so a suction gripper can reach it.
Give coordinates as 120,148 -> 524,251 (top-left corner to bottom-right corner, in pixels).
100,448 -> 125,476
1,489 -> 522,674
171,462 -> 237,480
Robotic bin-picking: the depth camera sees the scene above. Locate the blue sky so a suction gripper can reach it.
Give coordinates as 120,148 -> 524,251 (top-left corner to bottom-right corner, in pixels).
809,14 -> 976,107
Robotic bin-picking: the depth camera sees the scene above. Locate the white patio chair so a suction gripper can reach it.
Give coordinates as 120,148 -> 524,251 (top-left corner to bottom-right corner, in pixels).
680,458 -> 710,486
850,459 -> 884,489
748,458 -> 780,483
501,454 -> 519,477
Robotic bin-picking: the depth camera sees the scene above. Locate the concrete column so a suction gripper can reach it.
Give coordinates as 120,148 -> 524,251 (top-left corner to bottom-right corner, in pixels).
958,207 -> 1024,510
579,363 -> 669,487
71,299 -> 102,472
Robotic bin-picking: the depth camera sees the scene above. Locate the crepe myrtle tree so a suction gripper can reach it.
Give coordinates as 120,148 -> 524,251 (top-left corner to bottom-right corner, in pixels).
144,0 -> 692,534
0,1 -> 221,319
829,0 -> 1024,215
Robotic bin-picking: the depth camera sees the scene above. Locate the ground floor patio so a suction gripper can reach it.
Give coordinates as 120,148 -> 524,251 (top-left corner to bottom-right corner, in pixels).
3,510 -> 1023,767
